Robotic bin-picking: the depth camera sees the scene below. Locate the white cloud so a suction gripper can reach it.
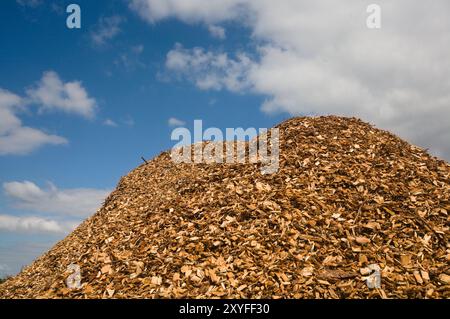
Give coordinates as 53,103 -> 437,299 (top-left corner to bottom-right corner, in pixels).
27,71 -> 97,119
168,117 -> 186,127
0,214 -> 72,234
0,89 -> 23,134
3,181 -> 111,217
208,25 -> 226,39
138,0 -> 450,160
0,126 -> 68,156
0,70 -> 96,155
103,118 -> 118,127
129,0 -> 246,24
91,15 -> 124,47
0,89 -> 67,155
166,43 -> 252,91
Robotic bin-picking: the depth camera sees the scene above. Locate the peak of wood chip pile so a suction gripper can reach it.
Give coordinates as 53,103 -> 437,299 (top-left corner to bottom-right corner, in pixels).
1,116 -> 449,299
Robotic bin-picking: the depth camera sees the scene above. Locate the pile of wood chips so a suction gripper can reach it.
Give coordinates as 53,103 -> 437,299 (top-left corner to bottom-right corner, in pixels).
0,116 -> 449,299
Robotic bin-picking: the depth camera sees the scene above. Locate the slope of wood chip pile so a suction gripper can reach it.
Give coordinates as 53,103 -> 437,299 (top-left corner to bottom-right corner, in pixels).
0,116 -> 449,299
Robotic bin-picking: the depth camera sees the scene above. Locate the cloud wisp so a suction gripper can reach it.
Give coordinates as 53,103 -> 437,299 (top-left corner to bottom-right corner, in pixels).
208,25 -> 226,39
90,15 -> 125,47
27,71 -> 97,119
168,117 -> 186,127
16,0 -> 42,8
103,118 -> 118,127
115,45 -> 146,71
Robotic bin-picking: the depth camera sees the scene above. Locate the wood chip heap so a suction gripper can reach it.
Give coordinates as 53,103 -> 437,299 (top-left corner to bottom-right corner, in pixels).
0,116 -> 449,299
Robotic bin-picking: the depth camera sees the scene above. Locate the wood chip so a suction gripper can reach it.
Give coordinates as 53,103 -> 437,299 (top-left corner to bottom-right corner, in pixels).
355,236 -> 371,245
413,271 -> 423,284
438,274 -> 450,285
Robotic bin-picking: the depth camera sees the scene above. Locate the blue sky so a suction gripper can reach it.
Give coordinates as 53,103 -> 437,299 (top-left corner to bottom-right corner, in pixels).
1,0 -> 449,276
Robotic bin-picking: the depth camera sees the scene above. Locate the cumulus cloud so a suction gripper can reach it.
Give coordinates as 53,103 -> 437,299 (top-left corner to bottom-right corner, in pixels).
168,117 -> 186,127
27,71 -> 97,119
0,89 -> 23,133
0,89 -> 67,155
90,15 -> 124,47
3,181 -> 111,217
0,126 -> 68,156
129,0 -> 246,24
0,71 -> 97,155
133,0 -> 450,159
166,43 -> 252,91
0,214 -> 74,234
